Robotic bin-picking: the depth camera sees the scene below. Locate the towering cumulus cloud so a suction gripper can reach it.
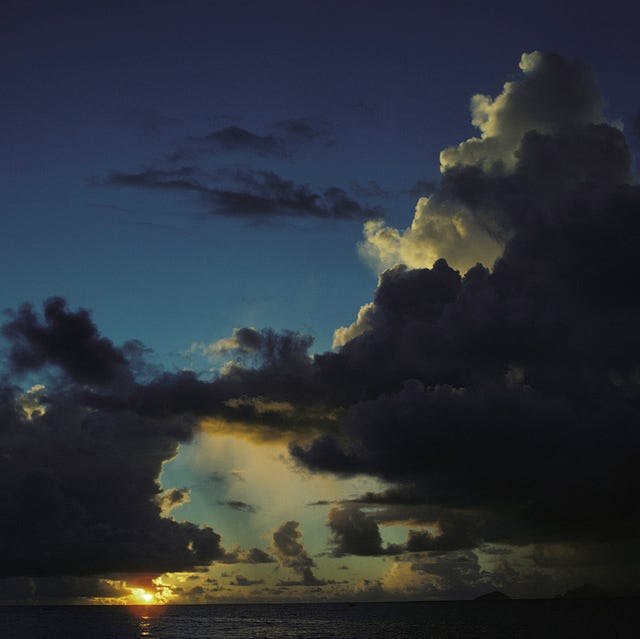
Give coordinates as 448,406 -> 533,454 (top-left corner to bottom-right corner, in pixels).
294,52 -> 639,588
358,52 -> 614,274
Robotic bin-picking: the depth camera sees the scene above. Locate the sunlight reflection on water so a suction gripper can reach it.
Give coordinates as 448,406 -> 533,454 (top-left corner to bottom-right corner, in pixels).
139,614 -> 152,637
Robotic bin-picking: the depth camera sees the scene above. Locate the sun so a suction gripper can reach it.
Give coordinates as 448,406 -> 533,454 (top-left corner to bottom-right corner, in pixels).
131,588 -> 156,604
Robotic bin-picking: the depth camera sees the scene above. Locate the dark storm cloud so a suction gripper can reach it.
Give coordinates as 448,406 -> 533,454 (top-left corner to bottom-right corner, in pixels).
341,492 -> 485,553
212,326 -> 314,366
104,166 -> 381,220
271,521 -> 325,586
327,504 -> 401,556
0,576 -> 128,603
103,326 -> 323,435
325,497 -> 480,556
0,302 -> 226,579
242,548 -> 276,564
217,546 -> 275,564
406,516 -> 480,553
0,393 -> 225,577
286,53 -> 640,555
406,551 -> 498,600
353,486 -> 430,506
2,296 -> 139,387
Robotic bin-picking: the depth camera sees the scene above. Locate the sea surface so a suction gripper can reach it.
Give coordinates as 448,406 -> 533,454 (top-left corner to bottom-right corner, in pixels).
1,599 -> 637,639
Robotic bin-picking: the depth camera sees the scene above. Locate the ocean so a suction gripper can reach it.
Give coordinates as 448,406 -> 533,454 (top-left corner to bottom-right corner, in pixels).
1,599 -> 637,639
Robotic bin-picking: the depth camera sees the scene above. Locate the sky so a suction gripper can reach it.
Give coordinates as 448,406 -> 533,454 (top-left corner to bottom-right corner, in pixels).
1,0 -> 640,605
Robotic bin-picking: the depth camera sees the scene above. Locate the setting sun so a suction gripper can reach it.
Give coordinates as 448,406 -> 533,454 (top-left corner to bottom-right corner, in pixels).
131,589 -> 156,604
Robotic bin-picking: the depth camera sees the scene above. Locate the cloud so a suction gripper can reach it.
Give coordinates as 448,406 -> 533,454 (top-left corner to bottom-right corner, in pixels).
358,51 -> 613,275
158,488 -> 191,516
406,517 -> 479,553
210,170 -> 383,220
199,126 -> 286,156
0,391 -> 225,577
242,548 -> 277,564
327,503 -> 401,556
2,297 -> 136,387
104,167 -> 382,221
0,301 -> 226,578
105,167 -> 203,192
208,327 -> 313,366
271,521 -> 325,586
17,384 -> 47,420
0,576 -> 129,604
218,500 -> 257,513
169,118 -> 331,161
440,51 -> 603,173
273,117 -> 332,146
359,201 -> 503,275
218,546 -> 276,564
381,552 -> 487,600
233,574 -> 265,587
288,52 -> 640,560
177,126 -> 289,159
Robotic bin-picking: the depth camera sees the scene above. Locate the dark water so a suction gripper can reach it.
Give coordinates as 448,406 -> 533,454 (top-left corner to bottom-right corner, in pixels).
1,600 -> 637,639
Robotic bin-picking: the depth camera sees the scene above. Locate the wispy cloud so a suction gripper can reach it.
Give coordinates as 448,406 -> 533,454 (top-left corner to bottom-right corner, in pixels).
102,167 -> 383,221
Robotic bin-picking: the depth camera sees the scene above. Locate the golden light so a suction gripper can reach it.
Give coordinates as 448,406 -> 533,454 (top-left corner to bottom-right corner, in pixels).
131,588 -> 157,604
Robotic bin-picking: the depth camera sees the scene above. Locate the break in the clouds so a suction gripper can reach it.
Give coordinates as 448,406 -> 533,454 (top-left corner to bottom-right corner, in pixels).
105,167 -> 381,221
